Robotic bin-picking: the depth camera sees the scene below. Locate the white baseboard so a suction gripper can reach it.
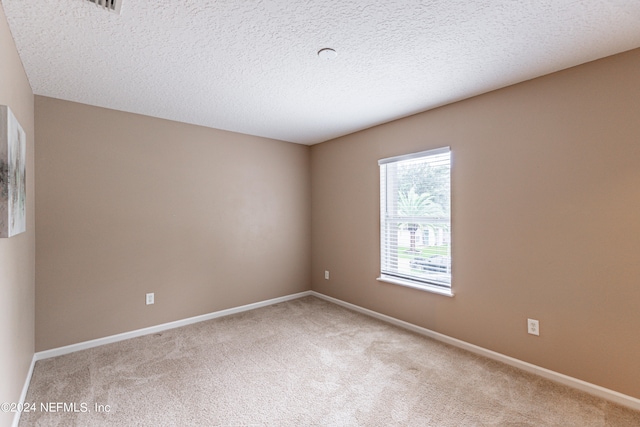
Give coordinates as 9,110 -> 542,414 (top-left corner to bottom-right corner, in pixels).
310,291 -> 640,412
35,291 -> 312,361
24,289 -> 640,414
12,354 -> 36,427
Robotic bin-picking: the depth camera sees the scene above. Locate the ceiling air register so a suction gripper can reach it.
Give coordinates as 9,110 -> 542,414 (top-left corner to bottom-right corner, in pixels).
86,0 -> 122,14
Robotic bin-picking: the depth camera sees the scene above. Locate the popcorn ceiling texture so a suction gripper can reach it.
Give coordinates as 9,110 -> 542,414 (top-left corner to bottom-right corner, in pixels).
3,0 -> 640,144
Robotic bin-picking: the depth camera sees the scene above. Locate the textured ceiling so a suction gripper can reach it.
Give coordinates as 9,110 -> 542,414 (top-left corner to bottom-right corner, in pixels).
3,0 -> 640,145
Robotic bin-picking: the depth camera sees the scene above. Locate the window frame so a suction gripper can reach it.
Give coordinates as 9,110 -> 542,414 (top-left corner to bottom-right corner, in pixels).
377,147 -> 453,297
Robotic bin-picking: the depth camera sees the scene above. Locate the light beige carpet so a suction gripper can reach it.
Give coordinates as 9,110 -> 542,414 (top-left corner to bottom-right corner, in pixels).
20,296 -> 640,426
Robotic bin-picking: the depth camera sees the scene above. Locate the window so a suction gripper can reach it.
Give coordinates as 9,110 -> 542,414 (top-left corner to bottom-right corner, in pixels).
378,147 -> 452,296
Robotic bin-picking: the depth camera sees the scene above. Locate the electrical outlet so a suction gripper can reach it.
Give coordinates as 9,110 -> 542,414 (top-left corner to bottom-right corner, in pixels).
324,270 -> 330,280
146,293 -> 154,305
527,318 -> 539,336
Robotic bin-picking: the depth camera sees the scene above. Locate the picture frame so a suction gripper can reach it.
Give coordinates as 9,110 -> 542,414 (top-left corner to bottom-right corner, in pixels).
0,105 -> 26,237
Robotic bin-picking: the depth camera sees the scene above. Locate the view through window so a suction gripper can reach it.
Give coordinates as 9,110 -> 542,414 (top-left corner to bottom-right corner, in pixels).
379,147 -> 451,290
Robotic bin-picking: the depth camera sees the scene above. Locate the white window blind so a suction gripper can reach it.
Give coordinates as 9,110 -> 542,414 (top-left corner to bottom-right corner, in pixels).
379,147 -> 451,290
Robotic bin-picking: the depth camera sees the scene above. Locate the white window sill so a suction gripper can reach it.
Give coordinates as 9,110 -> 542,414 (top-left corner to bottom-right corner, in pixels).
377,276 -> 454,297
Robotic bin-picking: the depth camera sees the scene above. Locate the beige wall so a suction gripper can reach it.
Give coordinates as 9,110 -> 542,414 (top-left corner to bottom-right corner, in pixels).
311,48 -> 640,399
35,97 -> 310,351
0,5 -> 35,427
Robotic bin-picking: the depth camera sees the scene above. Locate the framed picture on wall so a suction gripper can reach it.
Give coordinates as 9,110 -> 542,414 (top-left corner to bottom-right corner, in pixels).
0,105 -> 26,237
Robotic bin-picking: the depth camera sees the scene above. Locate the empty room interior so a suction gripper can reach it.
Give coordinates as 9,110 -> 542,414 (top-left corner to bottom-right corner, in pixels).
1,0 -> 640,426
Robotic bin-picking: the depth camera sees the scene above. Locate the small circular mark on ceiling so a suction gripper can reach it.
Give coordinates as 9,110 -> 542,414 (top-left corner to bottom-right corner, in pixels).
318,48 -> 337,60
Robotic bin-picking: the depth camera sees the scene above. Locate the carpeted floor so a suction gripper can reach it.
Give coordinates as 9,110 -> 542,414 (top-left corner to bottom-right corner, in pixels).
19,296 -> 640,426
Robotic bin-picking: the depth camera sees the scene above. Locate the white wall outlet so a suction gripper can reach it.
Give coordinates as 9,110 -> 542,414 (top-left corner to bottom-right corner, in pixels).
324,270 -> 330,280
146,293 -> 154,305
527,318 -> 539,336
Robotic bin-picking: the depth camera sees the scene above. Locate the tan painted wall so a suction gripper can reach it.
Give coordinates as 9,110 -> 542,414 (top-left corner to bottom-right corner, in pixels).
35,96 -> 311,351
311,48 -> 640,399
0,5 -> 35,427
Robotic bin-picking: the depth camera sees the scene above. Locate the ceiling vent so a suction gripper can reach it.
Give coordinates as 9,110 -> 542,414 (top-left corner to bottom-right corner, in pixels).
86,0 -> 122,14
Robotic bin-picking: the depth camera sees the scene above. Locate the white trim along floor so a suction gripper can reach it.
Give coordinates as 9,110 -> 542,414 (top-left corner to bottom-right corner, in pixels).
13,290 -> 640,427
